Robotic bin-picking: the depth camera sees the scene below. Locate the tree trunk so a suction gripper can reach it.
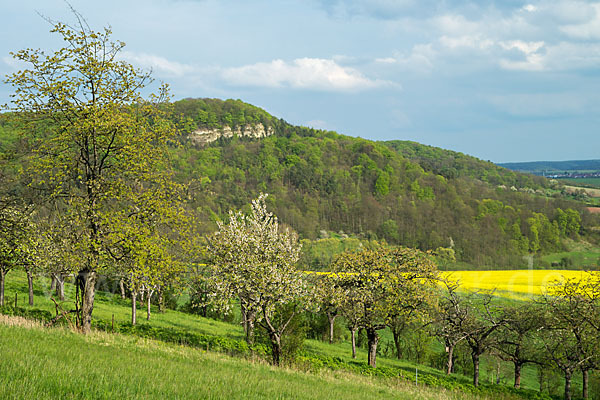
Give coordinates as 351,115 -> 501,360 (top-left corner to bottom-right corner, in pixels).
245,309 -> 256,345
582,369 -> 589,400
0,269 -> 5,307
327,312 -> 337,344
26,269 -> 34,306
50,275 -> 57,292
351,328 -> 357,359
564,370 -> 572,400
56,275 -> 65,301
514,362 -> 522,389
157,286 -> 163,313
269,331 -> 282,366
241,302 -> 247,333
472,352 -> 480,387
119,278 -> 126,299
78,269 -> 97,334
366,327 -> 379,368
131,291 -> 137,326
146,290 -> 154,321
392,328 -> 402,359
446,344 -> 454,375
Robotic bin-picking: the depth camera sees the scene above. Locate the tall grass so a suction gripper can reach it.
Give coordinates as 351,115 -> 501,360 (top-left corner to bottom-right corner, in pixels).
0,323 -> 521,400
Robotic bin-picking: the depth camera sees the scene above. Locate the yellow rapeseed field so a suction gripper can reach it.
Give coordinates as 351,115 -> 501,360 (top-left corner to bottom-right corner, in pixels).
441,270 -> 591,298
305,269 -> 598,299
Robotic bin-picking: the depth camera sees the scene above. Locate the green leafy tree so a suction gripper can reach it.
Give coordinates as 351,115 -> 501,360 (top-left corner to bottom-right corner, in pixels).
0,203 -> 36,306
5,13 -> 178,333
494,303 -> 544,389
330,247 -> 438,367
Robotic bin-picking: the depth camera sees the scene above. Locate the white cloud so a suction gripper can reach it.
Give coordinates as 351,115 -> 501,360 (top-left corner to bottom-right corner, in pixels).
560,3 -> 600,39
439,35 -> 494,50
499,40 -> 545,71
433,14 -> 482,36
500,40 -> 545,54
499,54 -> 545,71
221,58 -> 389,91
384,44 -> 436,72
375,57 -> 397,64
118,51 -> 195,77
522,4 -> 537,13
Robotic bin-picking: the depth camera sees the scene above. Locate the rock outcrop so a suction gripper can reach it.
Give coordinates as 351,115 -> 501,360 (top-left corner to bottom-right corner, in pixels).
189,124 -> 274,145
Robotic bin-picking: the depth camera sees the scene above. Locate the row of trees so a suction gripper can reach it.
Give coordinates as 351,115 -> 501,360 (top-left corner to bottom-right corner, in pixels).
198,194 -> 600,400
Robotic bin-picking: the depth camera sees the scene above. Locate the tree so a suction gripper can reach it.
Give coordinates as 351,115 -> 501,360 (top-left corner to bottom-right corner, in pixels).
5,11 -> 177,333
455,290 -> 506,387
542,275 -> 600,400
37,212 -> 81,302
312,273 -> 341,344
435,280 -> 469,375
330,247 -> 438,367
0,203 -> 36,306
206,194 -> 312,365
494,304 -> 544,389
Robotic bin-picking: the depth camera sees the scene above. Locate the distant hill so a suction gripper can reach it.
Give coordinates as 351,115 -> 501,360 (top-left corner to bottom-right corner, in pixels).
166,99 -> 596,268
2,98 -> 598,269
499,160 -> 600,175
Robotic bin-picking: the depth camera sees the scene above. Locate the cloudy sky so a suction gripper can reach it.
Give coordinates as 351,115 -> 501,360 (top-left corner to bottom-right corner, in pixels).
2,0 -> 599,162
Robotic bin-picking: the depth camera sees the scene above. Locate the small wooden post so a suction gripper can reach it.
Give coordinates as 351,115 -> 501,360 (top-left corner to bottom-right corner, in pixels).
111,314 -> 115,333
14,293 -> 17,308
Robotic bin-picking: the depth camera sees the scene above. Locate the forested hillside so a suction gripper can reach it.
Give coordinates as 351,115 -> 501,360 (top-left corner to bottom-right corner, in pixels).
1,98 -> 596,268
161,98 -> 597,268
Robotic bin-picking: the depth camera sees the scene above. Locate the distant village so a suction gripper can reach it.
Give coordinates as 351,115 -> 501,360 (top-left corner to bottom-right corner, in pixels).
544,171 -> 600,179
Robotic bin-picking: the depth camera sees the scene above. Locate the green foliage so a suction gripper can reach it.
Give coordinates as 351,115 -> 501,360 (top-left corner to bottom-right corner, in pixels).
94,320 -> 268,356
165,99 -> 594,269
0,305 -> 52,321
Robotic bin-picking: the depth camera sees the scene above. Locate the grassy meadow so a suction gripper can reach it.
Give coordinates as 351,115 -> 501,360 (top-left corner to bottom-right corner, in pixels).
2,268 -> 594,399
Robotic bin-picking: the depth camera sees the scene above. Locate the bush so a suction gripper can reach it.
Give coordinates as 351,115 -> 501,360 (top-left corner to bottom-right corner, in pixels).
0,306 -> 52,322
93,319 -> 268,356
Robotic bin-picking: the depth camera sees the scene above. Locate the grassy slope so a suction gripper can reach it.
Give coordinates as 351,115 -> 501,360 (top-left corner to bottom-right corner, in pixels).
3,320 -> 472,400
1,270 -> 556,396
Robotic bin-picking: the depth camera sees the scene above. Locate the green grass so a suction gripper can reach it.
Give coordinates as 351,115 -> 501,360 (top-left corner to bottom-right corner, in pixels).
0,270 -> 561,399
560,178 -> 600,188
0,320 -> 531,400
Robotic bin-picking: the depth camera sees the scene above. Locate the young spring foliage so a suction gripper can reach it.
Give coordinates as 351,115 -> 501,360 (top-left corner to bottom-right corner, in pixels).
330,247 -> 438,368
5,12 -> 180,332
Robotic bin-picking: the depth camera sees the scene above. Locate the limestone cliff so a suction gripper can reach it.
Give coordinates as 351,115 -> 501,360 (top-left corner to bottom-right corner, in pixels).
189,124 -> 274,145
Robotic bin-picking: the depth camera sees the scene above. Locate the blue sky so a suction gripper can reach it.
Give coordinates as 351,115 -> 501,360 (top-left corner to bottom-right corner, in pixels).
2,0 -> 599,162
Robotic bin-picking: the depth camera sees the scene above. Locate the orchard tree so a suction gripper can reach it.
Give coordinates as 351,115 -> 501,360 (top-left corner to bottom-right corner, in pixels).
543,275 -> 600,400
494,304 -> 544,389
461,292 -> 506,387
435,280 -> 469,376
207,194 -> 312,365
0,203 -> 36,306
37,211 -> 81,302
312,272 -> 342,344
5,11 -> 178,333
330,247 -> 438,368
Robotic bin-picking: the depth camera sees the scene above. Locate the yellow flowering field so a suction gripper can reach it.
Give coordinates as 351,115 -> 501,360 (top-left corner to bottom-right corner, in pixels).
441,270 -> 592,298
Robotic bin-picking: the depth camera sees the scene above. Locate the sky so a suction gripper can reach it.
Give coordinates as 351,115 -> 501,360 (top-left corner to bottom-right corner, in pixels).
1,0 -> 599,163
